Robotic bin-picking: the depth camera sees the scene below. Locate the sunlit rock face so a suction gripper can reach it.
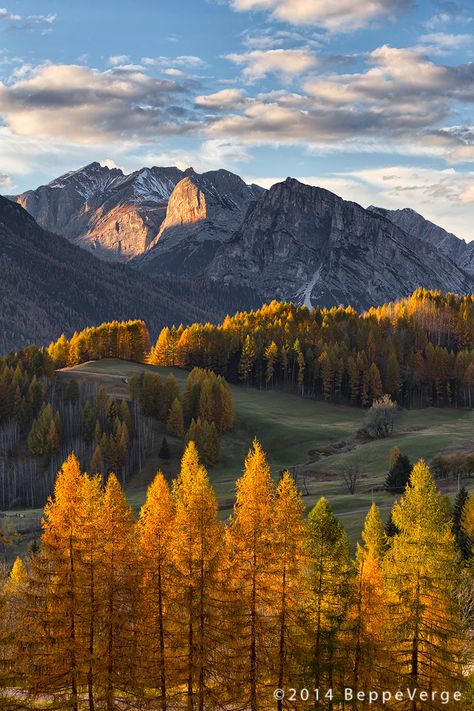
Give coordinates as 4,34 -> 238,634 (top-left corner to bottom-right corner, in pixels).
137,169 -> 264,277
207,178 -> 474,311
14,162 -> 185,261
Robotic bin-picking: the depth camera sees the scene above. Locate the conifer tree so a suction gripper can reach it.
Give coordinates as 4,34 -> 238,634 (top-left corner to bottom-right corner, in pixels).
385,447 -> 412,492
79,474 -> 103,711
225,440 -> 276,710
271,472 -> 307,709
167,397 -> 185,438
97,474 -> 138,710
384,460 -> 464,707
23,455 -> 88,710
306,497 -> 351,708
349,505 -> 388,698
170,442 -> 222,710
159,436 -> 170,460
138,473 -> 175,709
453,488 -> 471,561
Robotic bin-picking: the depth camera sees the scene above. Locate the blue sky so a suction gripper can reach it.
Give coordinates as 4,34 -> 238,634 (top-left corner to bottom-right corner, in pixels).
0,0 -> 473,239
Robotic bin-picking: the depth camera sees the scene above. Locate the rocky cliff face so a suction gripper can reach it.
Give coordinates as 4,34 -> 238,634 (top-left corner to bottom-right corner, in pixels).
369,206 -> 474,278
136,169 -> 264,277
208,179 -> 474,311
13,162 -> 185,261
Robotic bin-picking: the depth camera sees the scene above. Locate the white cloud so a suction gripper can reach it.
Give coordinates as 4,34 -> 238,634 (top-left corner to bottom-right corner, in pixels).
141,55 -> 205,69
0,7 -> 21,21
108,55 -> 131,66
0,8 -> 56,31
424,13 -> 451,31
0,63 -> 199,143
417,32 -> 473,55
227,48 -> 317,80
230,0 -> 410,32
196,88 -> 246,109
206,45 -> 474,163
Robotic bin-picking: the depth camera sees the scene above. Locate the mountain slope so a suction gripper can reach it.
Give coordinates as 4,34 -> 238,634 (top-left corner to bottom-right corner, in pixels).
13,162 -> 185,261
137,169 -> 264,277
369,206 -> 474,277
208,179 -> 474,311
0,196 -> 260,352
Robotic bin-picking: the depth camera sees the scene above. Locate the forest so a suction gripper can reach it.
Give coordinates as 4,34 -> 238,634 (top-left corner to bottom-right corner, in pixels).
0,321 -> 236,508
0,442 -> 473,710
47,290 -> 474,409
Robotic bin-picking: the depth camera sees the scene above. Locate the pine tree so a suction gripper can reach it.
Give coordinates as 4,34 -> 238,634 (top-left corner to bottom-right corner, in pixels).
306,497 -> 351,708
167,398 -> 185,438
385,447 -> 412,492
65,378 -> 80,404
138,473 -> 175,709
170,442 -> 222,710
225,440 -> 276,710
384,460 -> 464,707
159,436 -> 171,460
453,488 -> 471,561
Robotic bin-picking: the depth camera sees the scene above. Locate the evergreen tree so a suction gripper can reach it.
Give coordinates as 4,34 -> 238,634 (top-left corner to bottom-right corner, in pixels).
385,447 -> 412,492
384,460 -> 464,707
453,488 -> 472,561
159,436 -> 171,460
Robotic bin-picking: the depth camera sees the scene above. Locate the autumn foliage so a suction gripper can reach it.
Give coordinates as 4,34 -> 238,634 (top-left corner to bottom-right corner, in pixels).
0,445 -> 471,710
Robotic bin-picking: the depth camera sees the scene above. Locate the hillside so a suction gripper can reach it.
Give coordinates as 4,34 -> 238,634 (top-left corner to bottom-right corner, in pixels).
0,196 -> 260,352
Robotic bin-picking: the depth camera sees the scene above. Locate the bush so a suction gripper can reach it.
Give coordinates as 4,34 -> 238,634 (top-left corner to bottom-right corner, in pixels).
358,394 -> 397,439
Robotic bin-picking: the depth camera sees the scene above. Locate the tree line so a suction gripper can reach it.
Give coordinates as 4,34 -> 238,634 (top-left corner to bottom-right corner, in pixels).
147,290 -> 474,408
0,443 -> 473,710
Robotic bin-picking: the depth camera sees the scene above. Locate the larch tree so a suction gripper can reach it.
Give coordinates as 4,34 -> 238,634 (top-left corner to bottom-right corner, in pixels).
225,440 -> 276,711
72,473 -> 104,711
384,460 -> 465,709
306,497 -> 351,710
97,474 -> 138,711
170,442 -> 222,711
137,472 -> 175,710
23,454 -> 88,710
166,398 -> 184,438
348,504 -> 389,699
271,471 -> 308,711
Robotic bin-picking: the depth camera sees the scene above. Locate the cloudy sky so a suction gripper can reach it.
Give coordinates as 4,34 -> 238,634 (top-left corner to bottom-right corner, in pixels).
0,0 -> 473,239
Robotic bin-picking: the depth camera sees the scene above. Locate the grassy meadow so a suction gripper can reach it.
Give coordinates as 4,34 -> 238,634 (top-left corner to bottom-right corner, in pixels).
3,357 -> 472,562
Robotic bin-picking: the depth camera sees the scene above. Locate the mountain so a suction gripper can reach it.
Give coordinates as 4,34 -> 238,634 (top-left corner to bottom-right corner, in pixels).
368,206 -> 474,278
12,162 -> 185,261
9,165 -> 474,314
137,169 -> 264,277
12,163 -> 263,267
207,179 -> 474,311
0,196 -> 261,352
